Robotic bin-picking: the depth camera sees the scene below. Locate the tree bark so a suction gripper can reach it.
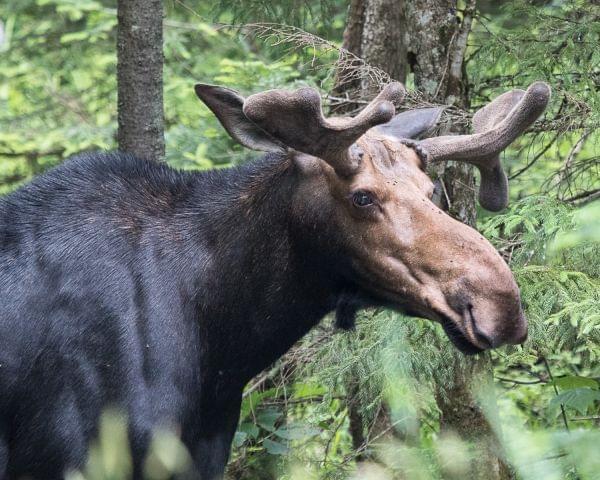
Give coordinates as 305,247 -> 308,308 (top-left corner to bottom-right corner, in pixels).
333,0 -> 407,110
359,0 -> 407,86
434,355 -> 508,479
403,0 -> 476,223
341,0 -> 366,59
117,0 -> 165,162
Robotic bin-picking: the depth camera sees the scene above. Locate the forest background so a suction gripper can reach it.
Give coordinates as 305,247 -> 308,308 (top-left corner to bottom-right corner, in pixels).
0,0 -> 599,479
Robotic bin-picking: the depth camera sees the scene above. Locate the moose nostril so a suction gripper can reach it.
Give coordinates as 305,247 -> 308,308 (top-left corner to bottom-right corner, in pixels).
467,305 -> 495,349
471,315 -> 496,348
472,321 -> 495,349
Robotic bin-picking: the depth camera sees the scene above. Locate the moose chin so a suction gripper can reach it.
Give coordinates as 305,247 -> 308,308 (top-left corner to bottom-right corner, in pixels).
0,80 -> 549,479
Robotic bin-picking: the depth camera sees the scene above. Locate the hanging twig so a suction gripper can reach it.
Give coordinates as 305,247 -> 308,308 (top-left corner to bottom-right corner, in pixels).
509,131 -> 560,180
543,357 -> 570,432
495,376 -> 545,385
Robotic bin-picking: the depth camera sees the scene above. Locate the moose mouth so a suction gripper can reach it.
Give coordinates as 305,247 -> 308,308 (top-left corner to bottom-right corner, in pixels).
438,313 -> 484,355
347,286 -> 485,355
405,306 -> 485,355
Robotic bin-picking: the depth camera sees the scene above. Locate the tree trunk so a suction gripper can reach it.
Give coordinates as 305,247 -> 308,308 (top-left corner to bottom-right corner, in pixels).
359,0 -> 407,87
403,0 -> 476,222
335,1 -> 509,477
117,0 -> 165,162
333,0 -> 406,110
434,355 -> 507,479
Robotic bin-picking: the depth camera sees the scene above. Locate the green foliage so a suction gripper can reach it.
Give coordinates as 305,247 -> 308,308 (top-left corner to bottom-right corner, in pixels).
0,0 -> 117,193
481,196 -> 599,365
469,0 -> 599,203
0,0 -> 343,190
551,201 -> 600,252
549,387 -> 600,416
211,0 -> 341,31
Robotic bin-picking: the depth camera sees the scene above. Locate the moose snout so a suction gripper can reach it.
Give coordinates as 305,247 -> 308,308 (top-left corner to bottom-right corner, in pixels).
442,271 -> 528,351
429,220 -> 530,352
460,292 -> 528,349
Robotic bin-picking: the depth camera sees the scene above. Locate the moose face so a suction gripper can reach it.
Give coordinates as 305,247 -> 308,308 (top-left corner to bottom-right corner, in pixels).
297,135 -> 525,353
195,81 -> 551,353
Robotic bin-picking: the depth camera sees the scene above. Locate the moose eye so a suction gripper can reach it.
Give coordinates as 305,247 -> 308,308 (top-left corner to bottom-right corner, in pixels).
352,190 -> 374,207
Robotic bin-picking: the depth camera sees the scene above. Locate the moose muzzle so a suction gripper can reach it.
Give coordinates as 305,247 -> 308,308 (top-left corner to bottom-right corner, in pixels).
412,210 -> 528,354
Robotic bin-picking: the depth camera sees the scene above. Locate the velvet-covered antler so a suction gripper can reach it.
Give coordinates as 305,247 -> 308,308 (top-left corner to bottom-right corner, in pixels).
469,89 -> 525,211
418,82 -> 551,211
243,82 -> 406,175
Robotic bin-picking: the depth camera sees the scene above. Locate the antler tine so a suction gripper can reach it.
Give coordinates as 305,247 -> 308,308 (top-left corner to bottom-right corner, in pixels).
349,82 -> 407,133
420,82 -> 550,162
419,81 -> 551,211
243,82 -> 405,175
471,89 -> 525,211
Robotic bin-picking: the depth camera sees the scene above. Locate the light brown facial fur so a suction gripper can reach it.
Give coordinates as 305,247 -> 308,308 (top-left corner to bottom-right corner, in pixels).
294,133 -> 526,354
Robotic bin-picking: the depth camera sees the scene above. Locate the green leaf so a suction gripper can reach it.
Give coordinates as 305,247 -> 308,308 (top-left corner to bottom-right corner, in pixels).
238,388 -> 277,421
256,408 -> 281,432
238,422 -> 260,440
292,382 -> 326,399
554,376 -> 599,391
522,218 -> 537,233
60,31 -> 91,44
549,388 -> 600,415
262,438 -> 289,455
318,420 -> 330,430
232,431 -> 247,448
504,216 -> 523,234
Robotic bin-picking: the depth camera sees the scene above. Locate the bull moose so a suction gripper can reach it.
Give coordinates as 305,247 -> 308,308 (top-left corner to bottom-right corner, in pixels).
0,80 -> 550,479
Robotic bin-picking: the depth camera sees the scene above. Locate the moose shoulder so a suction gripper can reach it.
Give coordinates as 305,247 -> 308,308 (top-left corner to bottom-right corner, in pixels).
0,81 -> 550,479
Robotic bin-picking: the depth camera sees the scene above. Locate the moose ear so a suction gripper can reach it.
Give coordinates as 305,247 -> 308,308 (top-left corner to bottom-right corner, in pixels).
374,106 -> 445,140
194,84 -> 285,153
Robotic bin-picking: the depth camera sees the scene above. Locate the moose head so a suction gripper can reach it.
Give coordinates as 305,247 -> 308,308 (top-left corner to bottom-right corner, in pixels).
195,81 -> 551,354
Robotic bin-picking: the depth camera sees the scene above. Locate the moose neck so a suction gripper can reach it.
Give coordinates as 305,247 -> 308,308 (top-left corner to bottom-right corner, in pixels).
186,153 -> 343,385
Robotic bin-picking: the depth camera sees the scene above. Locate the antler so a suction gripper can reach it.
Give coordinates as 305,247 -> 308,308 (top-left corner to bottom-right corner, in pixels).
243,82 -> 406,175
419,82 -> 551,211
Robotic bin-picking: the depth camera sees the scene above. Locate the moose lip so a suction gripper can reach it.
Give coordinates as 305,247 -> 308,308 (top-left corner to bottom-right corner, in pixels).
407,307 -> 484,355
438,313 -> 484,355
364,284 -> 485,354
